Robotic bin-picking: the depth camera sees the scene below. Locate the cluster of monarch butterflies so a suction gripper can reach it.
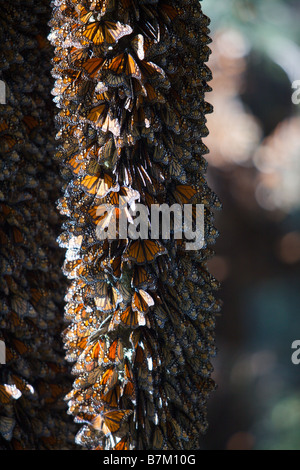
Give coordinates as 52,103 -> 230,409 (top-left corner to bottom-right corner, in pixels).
50,0 -> 221,450
0,0 -> 76,450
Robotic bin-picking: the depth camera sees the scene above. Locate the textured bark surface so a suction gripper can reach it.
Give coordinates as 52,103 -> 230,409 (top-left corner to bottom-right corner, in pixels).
49,0 -> 221,450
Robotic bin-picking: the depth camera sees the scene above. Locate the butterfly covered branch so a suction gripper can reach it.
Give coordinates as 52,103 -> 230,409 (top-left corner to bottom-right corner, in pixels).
0,0 -> 76,450
48,0 -> 221,451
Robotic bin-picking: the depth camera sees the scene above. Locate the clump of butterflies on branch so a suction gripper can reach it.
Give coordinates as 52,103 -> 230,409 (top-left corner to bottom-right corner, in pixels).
0,0 -> 77,450
50,0 -> 221,450
0,0 -> 221,451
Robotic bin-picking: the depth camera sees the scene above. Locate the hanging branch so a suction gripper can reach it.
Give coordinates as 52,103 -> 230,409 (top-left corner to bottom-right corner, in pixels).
0,0 -> 75,450
50,0 -> 221,450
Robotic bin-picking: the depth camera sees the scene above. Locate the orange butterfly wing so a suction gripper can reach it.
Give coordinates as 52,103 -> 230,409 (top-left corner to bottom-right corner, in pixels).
114,436 -> 129,450
82,58 -> 105,78
119,306 -> 146,328
124,240 -> 167,264
92,409 -> 133,434
132,289 -> 154,314
103,410 -> 133,434
173,185 -> 197,204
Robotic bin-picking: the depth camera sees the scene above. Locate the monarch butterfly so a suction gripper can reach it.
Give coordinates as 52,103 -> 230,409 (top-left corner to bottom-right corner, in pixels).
107,338 -> 124,364
72,365 -> 100,390
0,416 -> 16,442
134,344 -> 146,367
102,73 -> 125,89
82,57 -> 105,79
61,76 -> 91,101
158,3 -> 183,23
94,284 -> 122,313
57,107 -> 80,124
58,1 -> 79,17
153,426 -> 165,450
99,253 -> 123,279
99,367 -> 118,395
63,259 -> 82,279
168,159 -> 187,183
76,340 -> 105,372
167,417 -> 189,445
113,436 -> 130,450
144,82 -> 165,104
65,337 -> 89,362
154,305 -> 168,329
76,4 -> 94,24
76,21 -> 132,46
66,153 -> 87,176
97,135 -> 120,169
101,385 -> 121,408
92,409 -> 133,434
2,311 -> 25,333
132,289 -> 154,314
0,120 -> 9,133
131,34 -> 145,61
132,265 -> 156,289
0,384 -> 22,404
8,374 -> 34,396
4,346 -> 19,364
63,322 -> 89,343
139,60 -> 166,81
173,184 -> 197,204
90,0 -> 116,15
22,116 -> 39,133
67,46 -> 90,67
30,288 -> 48,309
11,226 -> 24,245
80,172 -> 119,198
160,106 -> 181,134
117,306 -> 146,329
74,424 -> 96,447
117,364 -> 133,401
12,338 -> 32,356
2,135 -> 21,152
106,52 -> 142,81
123,240 -> 167,265
87,104 -> 121,136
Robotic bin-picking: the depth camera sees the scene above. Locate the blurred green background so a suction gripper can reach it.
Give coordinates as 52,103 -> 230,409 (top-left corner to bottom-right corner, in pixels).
200,0 -> 300,450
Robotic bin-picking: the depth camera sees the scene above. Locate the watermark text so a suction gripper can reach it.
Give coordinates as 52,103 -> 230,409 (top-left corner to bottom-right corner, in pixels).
292,80 -> 300,105
0,341 -> 6,365
95,198 -> 205,251
0,80 -> 6,104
